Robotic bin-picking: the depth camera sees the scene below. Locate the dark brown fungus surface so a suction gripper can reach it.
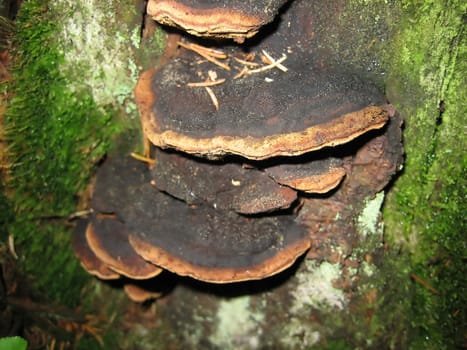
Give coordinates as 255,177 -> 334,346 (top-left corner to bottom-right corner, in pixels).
151,148 -> 297,214
90,154 -> 151,215
72,221 -> 120,280
128,199 -> 310,283
297,111 -> 404,262
147,0 -> 288,42
85,215 -> 163,280
135,56 -> 389,160
265,157 -> 346,194
91,154 -> 310,283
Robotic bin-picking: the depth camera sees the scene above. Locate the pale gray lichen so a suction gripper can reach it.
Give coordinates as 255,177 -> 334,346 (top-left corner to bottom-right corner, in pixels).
209,296 -> 265,350
357,191 -> 385,238
280,317 -> 321,349
51,0 -> 140,112
291,260 -> 347,312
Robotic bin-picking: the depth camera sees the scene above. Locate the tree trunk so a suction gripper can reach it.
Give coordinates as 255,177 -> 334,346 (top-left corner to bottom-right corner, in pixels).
2,0 -> 465,349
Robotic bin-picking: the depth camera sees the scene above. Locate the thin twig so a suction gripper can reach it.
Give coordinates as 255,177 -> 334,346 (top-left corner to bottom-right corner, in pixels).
247,54 -> 288,75
130,152 -> 155,165
187,78 -> 226,87
261,50 -> 288,72
410,273 -> 440,295
178,41 -> 230,71
204,86 -> 219,111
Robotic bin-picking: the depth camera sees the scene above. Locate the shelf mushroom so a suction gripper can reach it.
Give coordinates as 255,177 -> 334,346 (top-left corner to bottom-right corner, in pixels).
85,215 -> 163,280
151,148 -> 297,214
147,0 -> 289,43
84,155 -> 311,283
72,220 -> 120,280
264,157 -> 346,194
135,53 -> 390,160
73,0 -> 404,300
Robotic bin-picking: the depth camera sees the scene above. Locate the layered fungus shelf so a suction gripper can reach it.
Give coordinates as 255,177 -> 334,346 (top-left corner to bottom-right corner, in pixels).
73,0 -> 404,301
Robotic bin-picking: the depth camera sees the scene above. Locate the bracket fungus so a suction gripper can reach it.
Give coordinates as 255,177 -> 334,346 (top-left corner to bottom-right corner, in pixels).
73,0 -> 404,300
72,220 -> 120,280
151,148 -> 297,214
83,155 -> 310,283
85,215 -> 163,280
264,157 -> 346,194
135,56 -> 390,160
147,0 -> 289,42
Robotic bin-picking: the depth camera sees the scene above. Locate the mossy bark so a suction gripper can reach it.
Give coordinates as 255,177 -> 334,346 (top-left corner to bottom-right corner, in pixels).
1,0 -> 465,349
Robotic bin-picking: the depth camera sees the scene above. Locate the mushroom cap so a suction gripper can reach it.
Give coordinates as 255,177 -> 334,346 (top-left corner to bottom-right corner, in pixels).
265,157 -> 346,194
72,220 -> 120,280
85,215 -> 163,280
147,0 -> 288,42
128,200 -> 310,283
151,148 -> 297,214
90,154 -> 150,214
91,154 -> 310,283
135,58 -> 389,160
123,283 -> 162,303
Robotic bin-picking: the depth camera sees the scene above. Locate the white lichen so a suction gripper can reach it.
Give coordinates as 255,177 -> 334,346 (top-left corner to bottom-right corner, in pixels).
357,191 -> 385,238
209,296 -> 264,350
281,317 -> 321,349
291,260 -> 347,312
51,0 -> 139,110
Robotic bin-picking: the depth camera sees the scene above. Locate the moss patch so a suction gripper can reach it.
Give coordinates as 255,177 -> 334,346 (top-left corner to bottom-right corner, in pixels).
3,1 -> 121,305
382,1 -> 466,348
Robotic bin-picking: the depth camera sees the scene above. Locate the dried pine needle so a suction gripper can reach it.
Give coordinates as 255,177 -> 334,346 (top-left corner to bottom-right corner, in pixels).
233,57 -> 260,67
204,86 -> 219,111
187,78 -> 226,87
189,42 -> 228,59
261,50 -> 288,72
245,54 -> 287,75
130,152 -> 155,165
178,41 -> 230,71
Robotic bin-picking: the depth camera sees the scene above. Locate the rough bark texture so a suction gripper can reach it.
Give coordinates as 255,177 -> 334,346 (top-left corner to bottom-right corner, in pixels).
1,0 -> 465,349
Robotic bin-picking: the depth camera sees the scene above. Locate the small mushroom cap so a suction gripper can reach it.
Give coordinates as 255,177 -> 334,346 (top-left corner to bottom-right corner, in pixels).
72,220 -> 120,280
123,283 -> 162,303
85,215 -> 163,280
147,0 -> 288,42
135,59 -> 389,160
152,148 -> 297,214
265,157 -> 346,194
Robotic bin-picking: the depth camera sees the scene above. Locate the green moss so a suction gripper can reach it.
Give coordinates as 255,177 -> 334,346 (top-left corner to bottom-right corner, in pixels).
382,1 -> 466,348
4,1 -> 120,305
